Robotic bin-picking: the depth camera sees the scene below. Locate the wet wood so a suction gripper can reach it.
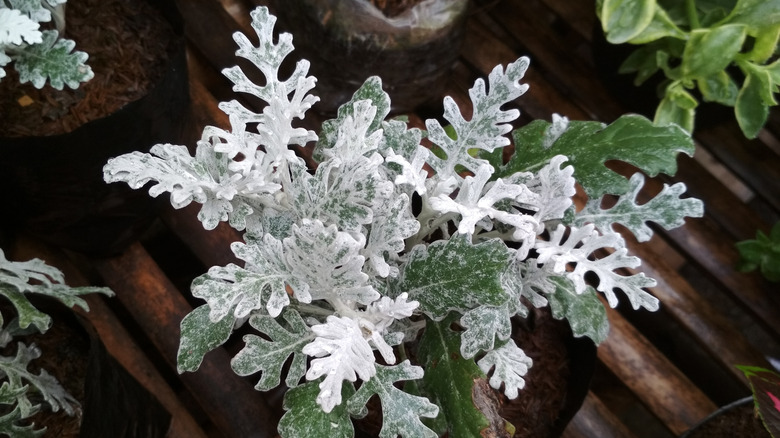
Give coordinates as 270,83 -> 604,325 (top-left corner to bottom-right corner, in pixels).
597,304 -> 718,435
91,242 -> 277,438
562,392 -> 638,438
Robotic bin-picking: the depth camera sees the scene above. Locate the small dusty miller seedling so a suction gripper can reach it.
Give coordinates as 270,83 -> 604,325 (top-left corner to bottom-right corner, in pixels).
0,249 -> 112,436
0,0 -> 93,89
104,7 -> 703,437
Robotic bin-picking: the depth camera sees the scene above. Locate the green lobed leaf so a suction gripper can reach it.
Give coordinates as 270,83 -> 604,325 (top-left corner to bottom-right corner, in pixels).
601,0 -> 657,44
573,172 -> 704,242
681,25 -> 746,79
392,236 -> 510,320
416,316 -> 491,437
231,309 -> 313,390
177,304 -> 237,373
278,380 -> 355,438
503,114 -> 694,198
0,342 -> 78,418
13,30 -> 93,90
0,405 -> 44,438
346,361 -> 439,438
546,277 -> 610,344
459,304 -> 513,359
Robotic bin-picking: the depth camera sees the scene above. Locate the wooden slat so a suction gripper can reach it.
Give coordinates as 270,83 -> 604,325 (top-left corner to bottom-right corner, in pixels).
597,305 -> 718,436
92,243 -> 278,438
9,238 -> 208,438
562,391 -> 638,438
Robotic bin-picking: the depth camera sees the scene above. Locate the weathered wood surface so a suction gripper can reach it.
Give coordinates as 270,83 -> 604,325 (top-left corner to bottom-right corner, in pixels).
5,0 -> 779,437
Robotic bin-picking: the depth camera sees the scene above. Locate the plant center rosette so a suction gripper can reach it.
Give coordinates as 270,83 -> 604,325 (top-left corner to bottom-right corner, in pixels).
103,6 -> 704,437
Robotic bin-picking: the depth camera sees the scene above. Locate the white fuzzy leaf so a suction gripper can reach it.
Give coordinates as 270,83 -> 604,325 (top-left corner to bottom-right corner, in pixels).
535,224 -> 659,310
346,361 -> 439,438
459,304 -> 512,359
12,29 -> 92,89
284,220 -> 377,305
232,310 -> 314,390
302,316 -> 377,413
0,8 -> 41,46
425,57 -> 530,181
477,340 -> 533,399
287,155 -> 393,232
363,194 -> 419,277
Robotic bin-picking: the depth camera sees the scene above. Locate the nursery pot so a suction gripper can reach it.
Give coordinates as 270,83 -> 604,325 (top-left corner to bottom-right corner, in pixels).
1,297 -> 171,437
0,0 -> 189,256
265,0 -> 470,115
354,305 -> 595,438
679,396 -> 771,438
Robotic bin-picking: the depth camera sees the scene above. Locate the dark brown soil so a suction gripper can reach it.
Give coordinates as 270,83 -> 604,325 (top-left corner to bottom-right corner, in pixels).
684,399 -> 771,438
0,0 -> 175,137
368,0 -> 427,17
501,306 -> 575,437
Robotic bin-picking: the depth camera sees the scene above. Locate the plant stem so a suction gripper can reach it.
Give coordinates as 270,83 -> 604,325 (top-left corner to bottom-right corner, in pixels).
685,0 -> 700,29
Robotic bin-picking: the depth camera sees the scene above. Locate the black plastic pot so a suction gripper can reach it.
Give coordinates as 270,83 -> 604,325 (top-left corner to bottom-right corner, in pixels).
11,297 -> 171,437
0,0 -> 189,256
680,396 -> 771,438
266,0 -> 470,115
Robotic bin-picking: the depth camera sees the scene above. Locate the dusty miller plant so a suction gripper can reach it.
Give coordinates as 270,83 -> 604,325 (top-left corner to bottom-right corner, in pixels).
0,0 -> 93,89
104,7 -> 704,437
0,249 -> 112,436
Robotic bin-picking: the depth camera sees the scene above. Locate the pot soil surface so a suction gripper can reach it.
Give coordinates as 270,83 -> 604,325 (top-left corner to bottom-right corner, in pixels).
0,0 -> 175,137
683,398 -> 771,438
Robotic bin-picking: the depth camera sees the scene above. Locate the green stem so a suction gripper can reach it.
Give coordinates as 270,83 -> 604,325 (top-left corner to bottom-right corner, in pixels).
685,0 -> 700,29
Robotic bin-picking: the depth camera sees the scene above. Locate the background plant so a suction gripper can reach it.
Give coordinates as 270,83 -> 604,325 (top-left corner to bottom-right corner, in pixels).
737,221 -> 780,282
0,249 -> 112,436
0,0 -> 93,89
596,0 -> 780,138
104,6 -> 703,436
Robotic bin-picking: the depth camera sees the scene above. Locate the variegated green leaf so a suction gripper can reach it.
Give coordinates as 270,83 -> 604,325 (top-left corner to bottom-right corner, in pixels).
573,172 -> 704,242
232,309 -> 313,390
393,236 -> 510,320
346,361 -> 439,438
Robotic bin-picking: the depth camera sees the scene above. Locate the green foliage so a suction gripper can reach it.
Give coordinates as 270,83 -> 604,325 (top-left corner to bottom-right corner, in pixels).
391,236 -> 510,320
278,381 -> 355,438
596,0 -> 780,138
416,316 -> 492,437
736,222 -> 780,282
0,250 -> 112,434
502,114 -> 695,198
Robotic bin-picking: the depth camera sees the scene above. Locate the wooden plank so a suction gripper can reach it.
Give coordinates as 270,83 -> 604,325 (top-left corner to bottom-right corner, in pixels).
92,243 -> 278,438
597,305 -> 718,435
562,391 -> 638,438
